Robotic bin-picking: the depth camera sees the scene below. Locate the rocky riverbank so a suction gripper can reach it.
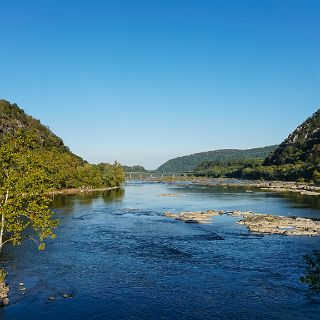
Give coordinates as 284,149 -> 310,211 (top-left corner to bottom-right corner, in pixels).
164,209 -> 320,236
131,176 -> 320,197
47,186 -> 120,196
0,281 -> 9,307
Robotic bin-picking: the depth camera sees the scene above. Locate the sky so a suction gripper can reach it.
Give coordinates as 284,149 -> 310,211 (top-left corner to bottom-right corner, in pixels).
0,0 -> 319,169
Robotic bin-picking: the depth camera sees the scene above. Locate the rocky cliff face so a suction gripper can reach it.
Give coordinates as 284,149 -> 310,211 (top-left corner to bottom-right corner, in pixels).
264,109 -> 320,166
0,99 -> 84,163
0,99 -> 68,152
285,110 -> 320,144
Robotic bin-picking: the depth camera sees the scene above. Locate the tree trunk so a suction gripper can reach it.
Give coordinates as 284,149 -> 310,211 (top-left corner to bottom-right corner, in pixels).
0,191 -> 8,253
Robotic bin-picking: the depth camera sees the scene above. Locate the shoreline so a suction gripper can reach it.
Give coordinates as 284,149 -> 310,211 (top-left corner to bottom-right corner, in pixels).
47,186 -> 120,196
126,176 -> 320,196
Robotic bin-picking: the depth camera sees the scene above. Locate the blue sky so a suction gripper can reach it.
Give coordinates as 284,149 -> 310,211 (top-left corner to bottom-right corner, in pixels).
0,0 -> 319,169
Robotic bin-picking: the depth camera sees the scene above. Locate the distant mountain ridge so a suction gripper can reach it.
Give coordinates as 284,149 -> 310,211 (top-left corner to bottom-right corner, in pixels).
156,145 -> 278,173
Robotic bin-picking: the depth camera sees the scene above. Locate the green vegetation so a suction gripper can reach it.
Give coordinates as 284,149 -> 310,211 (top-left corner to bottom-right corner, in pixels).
156,146 -> 278,174
0,100 -> 125,190
194,156 -> 314,182
123,165 -> 147,173
194,158 -> 263,178
260,109 -> 320,181
37,150 -> 124,189
0,269 -> 7,283
0,99 -> 72,153
300,250 -> 320,293
0,100 -> 125,286
194,109 -> 320,182
0,132 -> 58,253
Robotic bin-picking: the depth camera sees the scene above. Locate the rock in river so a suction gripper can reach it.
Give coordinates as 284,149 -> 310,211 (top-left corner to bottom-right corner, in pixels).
238,214 -> 320,236
0,281 -> 10,307
164,210 -> 222,223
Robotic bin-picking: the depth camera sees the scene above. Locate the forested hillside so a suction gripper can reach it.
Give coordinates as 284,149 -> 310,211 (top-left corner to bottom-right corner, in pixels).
0,100 -> 124,189
264,109 -> 320,167
258,108 -> 320,181
194,108 -> 320,182
156,146 -> 278,173
123,165 -> 147,173
0,100 -> 73,154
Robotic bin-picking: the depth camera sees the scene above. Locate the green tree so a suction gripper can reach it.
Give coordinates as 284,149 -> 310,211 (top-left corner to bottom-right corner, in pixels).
96,161 -> 125,187
0,132 -> 58,253
300,250 -> 320,293
312,170 -> 320,185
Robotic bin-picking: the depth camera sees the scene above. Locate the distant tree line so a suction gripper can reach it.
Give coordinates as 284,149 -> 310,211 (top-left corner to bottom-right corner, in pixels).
156,146 -> 278,174
193,158 -> 320,184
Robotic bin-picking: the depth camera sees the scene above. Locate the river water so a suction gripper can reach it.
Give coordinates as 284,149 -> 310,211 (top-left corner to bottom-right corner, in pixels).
1,181 -> 320,319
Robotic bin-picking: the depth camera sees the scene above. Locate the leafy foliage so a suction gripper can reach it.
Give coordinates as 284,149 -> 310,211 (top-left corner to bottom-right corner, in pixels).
0,132 -> 58,252
194,158 -> 263,178
300,250 -> 320,293
0,101 -> 125,283
0,269 -> 7,282
0,100 -> 125,190
35,150 -> 125,189
156,146 -> 278,173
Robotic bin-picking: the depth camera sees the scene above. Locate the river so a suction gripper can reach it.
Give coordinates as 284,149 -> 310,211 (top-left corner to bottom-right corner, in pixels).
1,181 -> 320,319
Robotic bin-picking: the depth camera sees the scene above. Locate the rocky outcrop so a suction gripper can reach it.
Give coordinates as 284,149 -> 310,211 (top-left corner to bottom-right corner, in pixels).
238,214 -> 320,236
261,185 -> 320,196
264,108 -> 320,167
164,210 -> 224,223
164,209 -> 320,236
227,210 -> 254,217
0,281 -> 9,307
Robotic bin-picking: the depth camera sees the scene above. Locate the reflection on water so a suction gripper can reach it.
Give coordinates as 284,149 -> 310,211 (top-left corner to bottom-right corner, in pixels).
50,188 -> 125,211
102,188 -> 125,203
277,191 -> 320,211
172,184 -> 320,212
1,182 -> 320,320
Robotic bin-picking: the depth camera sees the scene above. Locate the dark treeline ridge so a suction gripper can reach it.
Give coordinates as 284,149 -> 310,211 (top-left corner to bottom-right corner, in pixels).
194,108 -> 320,183
123,165 -> 147,173
193,158 -> 263,179
0,100 -> 124,190
156,145 -> 278,173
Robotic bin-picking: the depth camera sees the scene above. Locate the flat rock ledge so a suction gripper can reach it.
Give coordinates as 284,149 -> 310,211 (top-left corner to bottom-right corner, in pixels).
164,210 -> 320,236
0,281 -> 10,307
260,187 -> 320,196
238,214 -> 320,236
164,210 -> 224,223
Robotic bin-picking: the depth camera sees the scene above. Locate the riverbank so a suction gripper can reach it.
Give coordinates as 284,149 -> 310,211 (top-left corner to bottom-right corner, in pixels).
47,186 -> 120,196
127,176 -> 320,196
